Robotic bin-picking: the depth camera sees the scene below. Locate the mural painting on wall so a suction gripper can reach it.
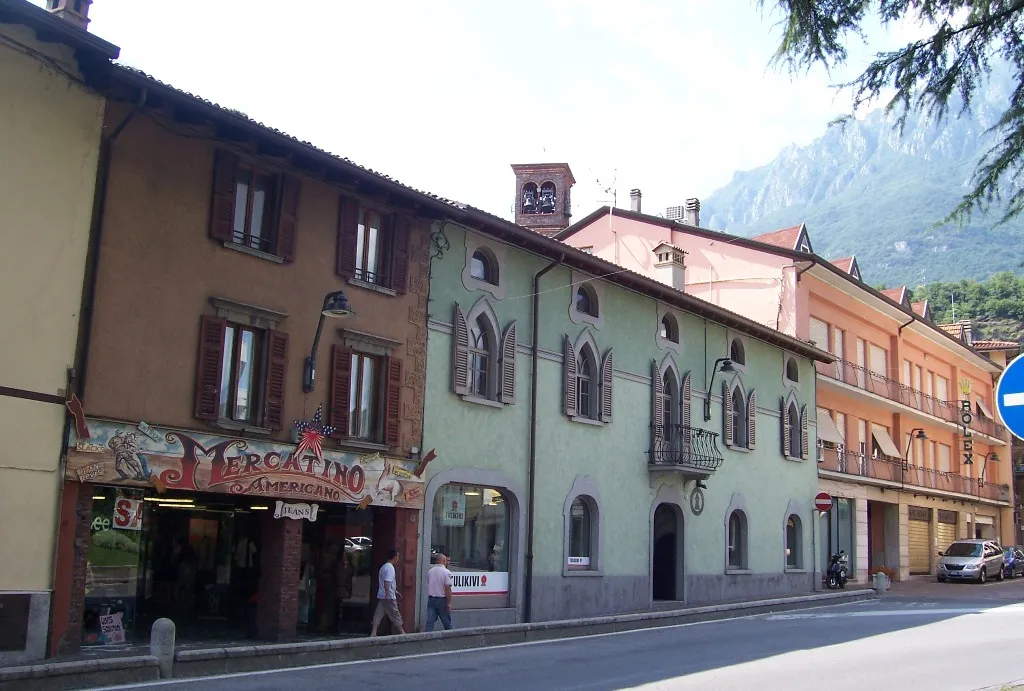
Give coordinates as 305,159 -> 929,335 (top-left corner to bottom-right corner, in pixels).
65,413 -> 426,510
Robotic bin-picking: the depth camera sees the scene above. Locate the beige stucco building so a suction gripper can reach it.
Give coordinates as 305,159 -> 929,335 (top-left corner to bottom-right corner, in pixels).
0,0 -> 118,662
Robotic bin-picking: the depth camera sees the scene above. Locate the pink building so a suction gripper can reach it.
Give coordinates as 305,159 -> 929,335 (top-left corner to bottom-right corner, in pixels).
559,203 -> 1013,583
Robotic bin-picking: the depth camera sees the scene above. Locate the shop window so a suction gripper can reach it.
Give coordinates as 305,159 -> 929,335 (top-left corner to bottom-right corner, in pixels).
786,514 -> 803,569
728,510 -> 748,570
567,496 -> 596,571
432,484 -> 511,607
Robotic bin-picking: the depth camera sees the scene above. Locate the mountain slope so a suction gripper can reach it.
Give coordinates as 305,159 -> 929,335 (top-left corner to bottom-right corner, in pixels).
701,73 -> 1024,286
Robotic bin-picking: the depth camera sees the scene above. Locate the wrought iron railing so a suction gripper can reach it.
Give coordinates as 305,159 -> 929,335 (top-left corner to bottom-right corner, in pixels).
816,357 -> 1006,439
648,424 -> 724,471
817,443 -> 1011,503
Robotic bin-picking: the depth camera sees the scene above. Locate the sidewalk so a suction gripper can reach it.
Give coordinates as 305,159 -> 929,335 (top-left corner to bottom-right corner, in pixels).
0,588 -> 874,691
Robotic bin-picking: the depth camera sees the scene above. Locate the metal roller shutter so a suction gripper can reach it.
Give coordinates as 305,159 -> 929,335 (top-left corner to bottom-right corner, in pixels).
908,506 -> 931,575
936,522 -> 957,553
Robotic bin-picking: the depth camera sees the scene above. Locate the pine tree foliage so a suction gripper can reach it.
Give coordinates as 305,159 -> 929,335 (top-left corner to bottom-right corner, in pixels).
763,0 -> 1024,224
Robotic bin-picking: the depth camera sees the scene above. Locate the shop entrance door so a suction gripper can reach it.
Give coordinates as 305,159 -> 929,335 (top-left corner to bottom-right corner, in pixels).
300,504 -> 374,635
652,504 -> 683,601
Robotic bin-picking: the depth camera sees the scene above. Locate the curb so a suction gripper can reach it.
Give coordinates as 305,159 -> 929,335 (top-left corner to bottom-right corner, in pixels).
0,589 -> 874,690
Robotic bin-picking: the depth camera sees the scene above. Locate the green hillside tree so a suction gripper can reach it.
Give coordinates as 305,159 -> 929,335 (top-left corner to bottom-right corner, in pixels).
763,0 -> 1024,224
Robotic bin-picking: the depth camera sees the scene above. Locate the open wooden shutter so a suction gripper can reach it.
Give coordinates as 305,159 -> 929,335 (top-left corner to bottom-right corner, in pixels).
499,321 -> 517,404
600,348 -> 614,422
652,361 -> 664,444
564,336 -> 577,417
336,196 -> 360,278
274,174 -> 301,262
264,330 -> 288,430
329,345 -> 352,435
800,404 -> 809,459
723,381 -> 733,446
452,305 -> 470,395
384,357 -> 403,447
747,389 -> 756,450
209,150 -> 239,243
781,397 -> 791,457
194,315 -> 226,420
390,215 -> 411,294
681,372 -> 692,427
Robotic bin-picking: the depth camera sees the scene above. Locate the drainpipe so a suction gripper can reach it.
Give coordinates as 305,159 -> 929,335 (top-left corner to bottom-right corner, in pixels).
47,91 -> 146,654
796,258 -> 817,281
524,253 -> 563,624
897,315 -> 915,336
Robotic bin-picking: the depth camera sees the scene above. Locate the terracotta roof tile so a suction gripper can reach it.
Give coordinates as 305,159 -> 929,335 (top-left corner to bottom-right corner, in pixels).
938,322 -> 966,339
832,256 -> 854,272
751,225 -> 802,250
973,340 -> 1020,351
911,301 -> 929,317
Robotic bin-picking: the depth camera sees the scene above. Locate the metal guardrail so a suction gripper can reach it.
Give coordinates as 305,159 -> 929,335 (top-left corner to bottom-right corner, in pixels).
817,443 -> 1011,503
816,358 -> 1006,439
648,424 -> 724,471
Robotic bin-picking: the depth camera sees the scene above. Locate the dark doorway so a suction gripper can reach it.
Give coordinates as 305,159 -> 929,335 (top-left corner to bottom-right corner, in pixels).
652,504 -> 681,601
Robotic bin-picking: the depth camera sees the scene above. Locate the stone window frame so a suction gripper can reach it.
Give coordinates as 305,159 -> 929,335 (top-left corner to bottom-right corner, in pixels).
568,270 -> 606,330
462,233 -> 508,300
783,499 -> 806,573
656,303 -> 684,355
420,468 -> 525,623
724,492 -> 751,574
562,476 -> 603,577
723,372 -> 755,453
781,390 -> 808,462
462,297 -> 503,407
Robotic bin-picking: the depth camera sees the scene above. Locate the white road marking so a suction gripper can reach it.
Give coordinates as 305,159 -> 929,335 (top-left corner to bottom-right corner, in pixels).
87,601 -> 864,690
766,605 -> 1024,620
1003,392 -> 1024,407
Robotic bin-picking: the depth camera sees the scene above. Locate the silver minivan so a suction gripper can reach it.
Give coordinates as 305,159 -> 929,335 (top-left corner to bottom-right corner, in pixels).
937,539 -> 1005,583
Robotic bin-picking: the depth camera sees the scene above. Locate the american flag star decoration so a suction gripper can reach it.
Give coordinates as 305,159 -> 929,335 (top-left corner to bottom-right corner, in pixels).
293,404 -> 335,464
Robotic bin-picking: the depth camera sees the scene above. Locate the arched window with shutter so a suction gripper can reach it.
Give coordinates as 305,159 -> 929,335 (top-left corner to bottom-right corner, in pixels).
780,392 -> 808,460
451,299 -> 508,404
567,329 -> 611,424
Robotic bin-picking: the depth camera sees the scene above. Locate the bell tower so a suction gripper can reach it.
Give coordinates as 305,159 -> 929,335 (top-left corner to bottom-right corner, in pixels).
511,162 -> 575,236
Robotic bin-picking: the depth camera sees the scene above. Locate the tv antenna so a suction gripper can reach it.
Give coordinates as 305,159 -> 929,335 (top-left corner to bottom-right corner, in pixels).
597,168 -> 618,208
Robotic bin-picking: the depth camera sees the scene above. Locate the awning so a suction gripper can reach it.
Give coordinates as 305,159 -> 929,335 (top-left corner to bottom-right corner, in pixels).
974,514 -> 995,525
976,398 -> 994,420
816,408 -> 844,444
871,425 -> 902,459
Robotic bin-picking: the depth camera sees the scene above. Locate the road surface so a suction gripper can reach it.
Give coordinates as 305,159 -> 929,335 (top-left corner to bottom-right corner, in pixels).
97,581 -> 1024,691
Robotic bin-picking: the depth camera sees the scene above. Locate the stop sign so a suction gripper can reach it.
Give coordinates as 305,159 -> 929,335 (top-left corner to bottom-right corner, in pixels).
814,492 -> 834,512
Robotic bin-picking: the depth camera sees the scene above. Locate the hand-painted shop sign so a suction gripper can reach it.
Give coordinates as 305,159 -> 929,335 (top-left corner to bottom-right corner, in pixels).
450,571 -> 509,595
65,418 -> 425,510
274,500 -> 319,522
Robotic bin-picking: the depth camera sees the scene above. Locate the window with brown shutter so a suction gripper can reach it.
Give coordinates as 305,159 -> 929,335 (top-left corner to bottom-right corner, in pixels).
599,349 -> 614,422
335,196 -> 407,292
193,315 -> 280,429
346,351 -> 381,441
499,322 -> 517,404
746,389 -> 756,450
208,149 -> 300,261
780,397 -> 791,456
652,360 -> 664,443
384,357 -> 403,447
723,381 -> 734,446
681,372 -> 691,428
564,336 -> 577,417
800,405 -> 809,459
329,345 -> 352,433
452,305 -> 470,396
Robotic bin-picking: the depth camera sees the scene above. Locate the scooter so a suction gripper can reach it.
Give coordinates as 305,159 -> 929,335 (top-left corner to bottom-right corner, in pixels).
826,550 -> 849,589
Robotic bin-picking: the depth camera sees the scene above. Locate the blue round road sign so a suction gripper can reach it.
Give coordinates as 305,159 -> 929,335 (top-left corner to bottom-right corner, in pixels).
995,354 -> 1024,441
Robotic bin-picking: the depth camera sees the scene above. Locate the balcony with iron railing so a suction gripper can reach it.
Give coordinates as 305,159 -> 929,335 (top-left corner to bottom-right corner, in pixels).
817,442 -> 1011,504
816,358 -> 1006,440
648,424 -> 724,478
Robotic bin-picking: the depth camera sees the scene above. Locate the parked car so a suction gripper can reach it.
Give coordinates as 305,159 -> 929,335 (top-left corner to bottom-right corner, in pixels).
1003,546 -> 1024,579
937,539 -> 1005,583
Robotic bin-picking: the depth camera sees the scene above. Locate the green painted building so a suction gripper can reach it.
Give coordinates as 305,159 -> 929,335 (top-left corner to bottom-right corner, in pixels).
418,212 -> 831,627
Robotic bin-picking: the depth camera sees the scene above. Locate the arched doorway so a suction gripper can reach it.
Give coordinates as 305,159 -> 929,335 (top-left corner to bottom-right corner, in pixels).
652,503 -> 683,601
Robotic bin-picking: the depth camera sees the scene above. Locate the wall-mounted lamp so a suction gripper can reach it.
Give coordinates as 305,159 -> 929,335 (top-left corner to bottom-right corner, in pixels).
703,357 -> 734,421
977,452 -> 999,487
901,428 -> 926,490
302,291 -> 355,393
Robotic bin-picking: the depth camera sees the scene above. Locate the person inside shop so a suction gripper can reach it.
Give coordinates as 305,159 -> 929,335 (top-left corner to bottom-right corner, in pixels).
369,549 -> 404,637
424,552 -> 454,632
174,533 -> 198,615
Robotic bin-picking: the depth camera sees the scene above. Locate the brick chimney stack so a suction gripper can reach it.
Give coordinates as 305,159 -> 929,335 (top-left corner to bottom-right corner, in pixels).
45,0 -> 93,31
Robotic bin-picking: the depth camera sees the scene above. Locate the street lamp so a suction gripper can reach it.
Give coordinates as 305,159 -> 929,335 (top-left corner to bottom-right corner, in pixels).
971,452 -> 999,489
703,357 -> 735,421
901,428 -> 926,489
302,291 -> 355,393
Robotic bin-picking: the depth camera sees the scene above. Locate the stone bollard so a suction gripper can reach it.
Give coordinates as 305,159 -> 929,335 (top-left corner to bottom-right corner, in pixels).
872,572 -> 890,593
150,618 -> 176,679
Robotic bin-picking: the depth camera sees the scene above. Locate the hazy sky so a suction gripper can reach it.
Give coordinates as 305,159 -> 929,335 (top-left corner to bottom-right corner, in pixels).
50,0 -> 921,222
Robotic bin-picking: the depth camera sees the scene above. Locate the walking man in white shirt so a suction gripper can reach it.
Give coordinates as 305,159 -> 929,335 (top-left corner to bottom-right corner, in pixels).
424,552 -> 454,632
370,549 -> 405,636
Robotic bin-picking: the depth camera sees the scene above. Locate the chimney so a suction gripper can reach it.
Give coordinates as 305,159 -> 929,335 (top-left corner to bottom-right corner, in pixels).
683,198 -> 700,227
46,0 -> 92,31
652,243 -> 686,291
629,189 -> 642,213
962,321 -> 973,345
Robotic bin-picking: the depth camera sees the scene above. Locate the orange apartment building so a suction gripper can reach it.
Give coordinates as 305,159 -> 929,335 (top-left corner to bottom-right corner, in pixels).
559,199 -> 1014,583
